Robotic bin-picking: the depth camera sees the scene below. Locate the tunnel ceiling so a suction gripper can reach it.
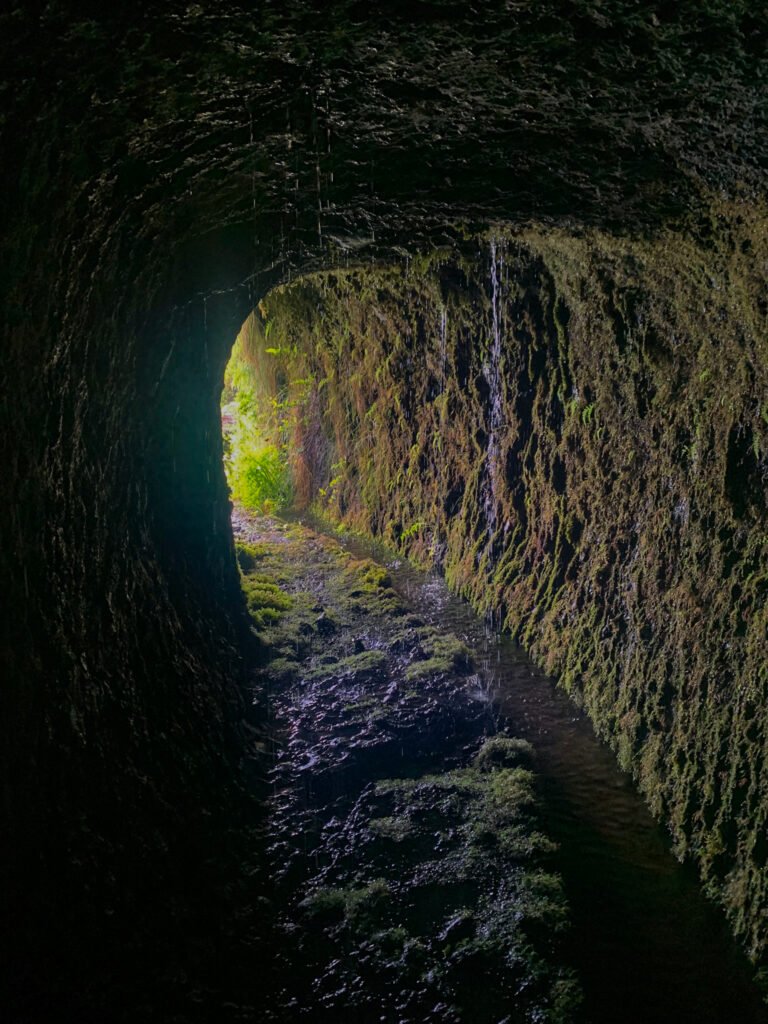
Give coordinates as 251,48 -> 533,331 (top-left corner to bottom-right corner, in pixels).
3,0 -> 767,303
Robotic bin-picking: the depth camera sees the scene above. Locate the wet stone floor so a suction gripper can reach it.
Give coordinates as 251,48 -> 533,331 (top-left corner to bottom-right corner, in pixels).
232,508 -> 579,1024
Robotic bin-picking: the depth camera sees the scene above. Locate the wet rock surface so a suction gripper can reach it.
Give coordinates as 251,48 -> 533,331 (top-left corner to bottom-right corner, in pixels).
251,229 -> 768,966
232,508 -> 578,1023
2,4 -> 768,1019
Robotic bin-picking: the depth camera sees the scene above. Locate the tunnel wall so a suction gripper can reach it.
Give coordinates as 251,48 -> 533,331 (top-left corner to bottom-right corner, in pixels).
257,203 -> 768,961
2,2 -> 767,1015
0,151 -> 256,1014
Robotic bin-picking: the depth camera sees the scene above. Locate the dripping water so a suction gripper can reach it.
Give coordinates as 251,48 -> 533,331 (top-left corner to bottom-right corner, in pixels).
438,305 -> 448,394
482,239 -> 504,555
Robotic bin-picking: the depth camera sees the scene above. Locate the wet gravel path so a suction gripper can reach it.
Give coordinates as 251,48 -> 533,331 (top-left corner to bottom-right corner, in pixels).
232,508 -> 578,1024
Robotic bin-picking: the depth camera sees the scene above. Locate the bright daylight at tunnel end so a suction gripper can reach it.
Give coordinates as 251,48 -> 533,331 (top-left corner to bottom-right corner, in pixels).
2,3 -> 768,1023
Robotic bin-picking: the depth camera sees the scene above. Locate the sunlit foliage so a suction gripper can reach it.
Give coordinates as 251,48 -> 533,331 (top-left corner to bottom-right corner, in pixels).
222,314 -> 292,513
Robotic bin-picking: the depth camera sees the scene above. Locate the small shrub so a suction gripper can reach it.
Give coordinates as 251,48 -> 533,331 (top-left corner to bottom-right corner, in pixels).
232,444 -> 292,513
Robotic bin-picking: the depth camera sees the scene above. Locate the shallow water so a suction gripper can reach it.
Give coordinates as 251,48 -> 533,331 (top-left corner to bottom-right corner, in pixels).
319,523 -> 768,1024
243,511 -> 577,1023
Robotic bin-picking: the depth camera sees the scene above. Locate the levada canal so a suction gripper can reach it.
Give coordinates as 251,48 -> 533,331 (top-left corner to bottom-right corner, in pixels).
233,508 -> 766,1024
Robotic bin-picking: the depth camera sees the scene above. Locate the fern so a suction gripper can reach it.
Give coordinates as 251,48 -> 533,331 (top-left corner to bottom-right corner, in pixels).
232,445 -> 292,513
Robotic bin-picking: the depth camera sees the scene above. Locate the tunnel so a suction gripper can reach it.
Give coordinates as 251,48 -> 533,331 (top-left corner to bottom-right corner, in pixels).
2,3 -> 768,1022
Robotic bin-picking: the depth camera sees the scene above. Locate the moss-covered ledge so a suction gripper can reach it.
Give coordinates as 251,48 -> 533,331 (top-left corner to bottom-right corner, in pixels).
248,198 -> 768,963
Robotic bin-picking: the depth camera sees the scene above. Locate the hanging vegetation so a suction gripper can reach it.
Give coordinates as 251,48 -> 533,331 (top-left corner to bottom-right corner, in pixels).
222,313 -> 293,513
243,201 -> 768,966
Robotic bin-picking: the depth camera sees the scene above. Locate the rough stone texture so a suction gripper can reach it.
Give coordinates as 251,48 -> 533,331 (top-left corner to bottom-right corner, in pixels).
257,212 -> 768,963
1,0 -> 767,1017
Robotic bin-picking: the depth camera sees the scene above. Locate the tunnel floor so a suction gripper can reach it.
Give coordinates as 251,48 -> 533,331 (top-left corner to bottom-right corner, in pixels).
232,507 -> 767,1024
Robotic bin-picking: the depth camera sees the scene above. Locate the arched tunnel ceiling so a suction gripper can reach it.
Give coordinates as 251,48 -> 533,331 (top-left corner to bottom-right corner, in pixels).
3,0 -> 767,304
2,5 -> 768,1017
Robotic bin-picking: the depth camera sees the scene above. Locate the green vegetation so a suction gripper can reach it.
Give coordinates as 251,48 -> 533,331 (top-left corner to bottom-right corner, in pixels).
307,647 -> 387,681
300,879 -> 391,926
381,762 -> 551,869
234,540 -> 268,571
235,541 -> 294,628
222,315 -> 293,513
244,201 -> 768,965
240,573 -> 292,628
367,815 -> 414,841
474,736 -> 534,770
234,512 -> 578,1020
230,443 -> 291,513
405,634 -> 471,681
343,559 -> 392,591
298,737 -> 576,1022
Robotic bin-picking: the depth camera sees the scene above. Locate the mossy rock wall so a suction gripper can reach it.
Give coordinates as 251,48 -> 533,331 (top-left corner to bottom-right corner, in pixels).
258,201 -> 768,961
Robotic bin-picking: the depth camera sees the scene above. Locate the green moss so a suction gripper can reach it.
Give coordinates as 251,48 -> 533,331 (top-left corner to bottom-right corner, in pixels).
248,205 -> 768,962
368,815 -> 414,842
405,634 -> 472,680
235,540 -> 268,571
240,570 -> 293,631
300,878 -> 392,927
308,648 -> 387,680
265,656 -> 301,682
343,695 -> 380,712
241,577 -> 292,610
474,737 -> 534,770
374,746 -> 556,879
343,558 -> 392,591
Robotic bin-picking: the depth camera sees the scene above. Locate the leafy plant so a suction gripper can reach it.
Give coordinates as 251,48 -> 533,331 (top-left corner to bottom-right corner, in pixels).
222,311 -> 295,513
400,520 -> 425,541
231,444 -> 292,513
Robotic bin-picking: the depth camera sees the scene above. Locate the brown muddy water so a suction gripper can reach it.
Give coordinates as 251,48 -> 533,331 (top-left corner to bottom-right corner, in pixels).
300,517 -> 767,1024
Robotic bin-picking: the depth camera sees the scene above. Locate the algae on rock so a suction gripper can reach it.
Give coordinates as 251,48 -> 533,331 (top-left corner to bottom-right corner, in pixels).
244,201 -> 768,964
232,510 -> 578,1023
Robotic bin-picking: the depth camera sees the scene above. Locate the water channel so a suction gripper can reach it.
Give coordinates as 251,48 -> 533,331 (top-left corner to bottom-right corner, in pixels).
315,520 -> 767,1024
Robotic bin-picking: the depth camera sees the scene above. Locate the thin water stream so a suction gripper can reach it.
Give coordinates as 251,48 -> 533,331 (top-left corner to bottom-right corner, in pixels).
315,521 -> 767,1024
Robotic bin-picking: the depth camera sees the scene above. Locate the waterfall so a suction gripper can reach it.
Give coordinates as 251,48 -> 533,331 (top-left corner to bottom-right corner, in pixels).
439,305 -> 448,393
483,239 -> 505,553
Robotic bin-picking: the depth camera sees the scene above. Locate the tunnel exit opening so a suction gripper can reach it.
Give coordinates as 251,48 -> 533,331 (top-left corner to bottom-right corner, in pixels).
221,309 -> 294,515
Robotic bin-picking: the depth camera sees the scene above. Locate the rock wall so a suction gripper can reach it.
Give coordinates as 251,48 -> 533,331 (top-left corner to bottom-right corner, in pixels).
0,210 -> 256,1017
258,205 -> 768,961
2,1 -> 767,1016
